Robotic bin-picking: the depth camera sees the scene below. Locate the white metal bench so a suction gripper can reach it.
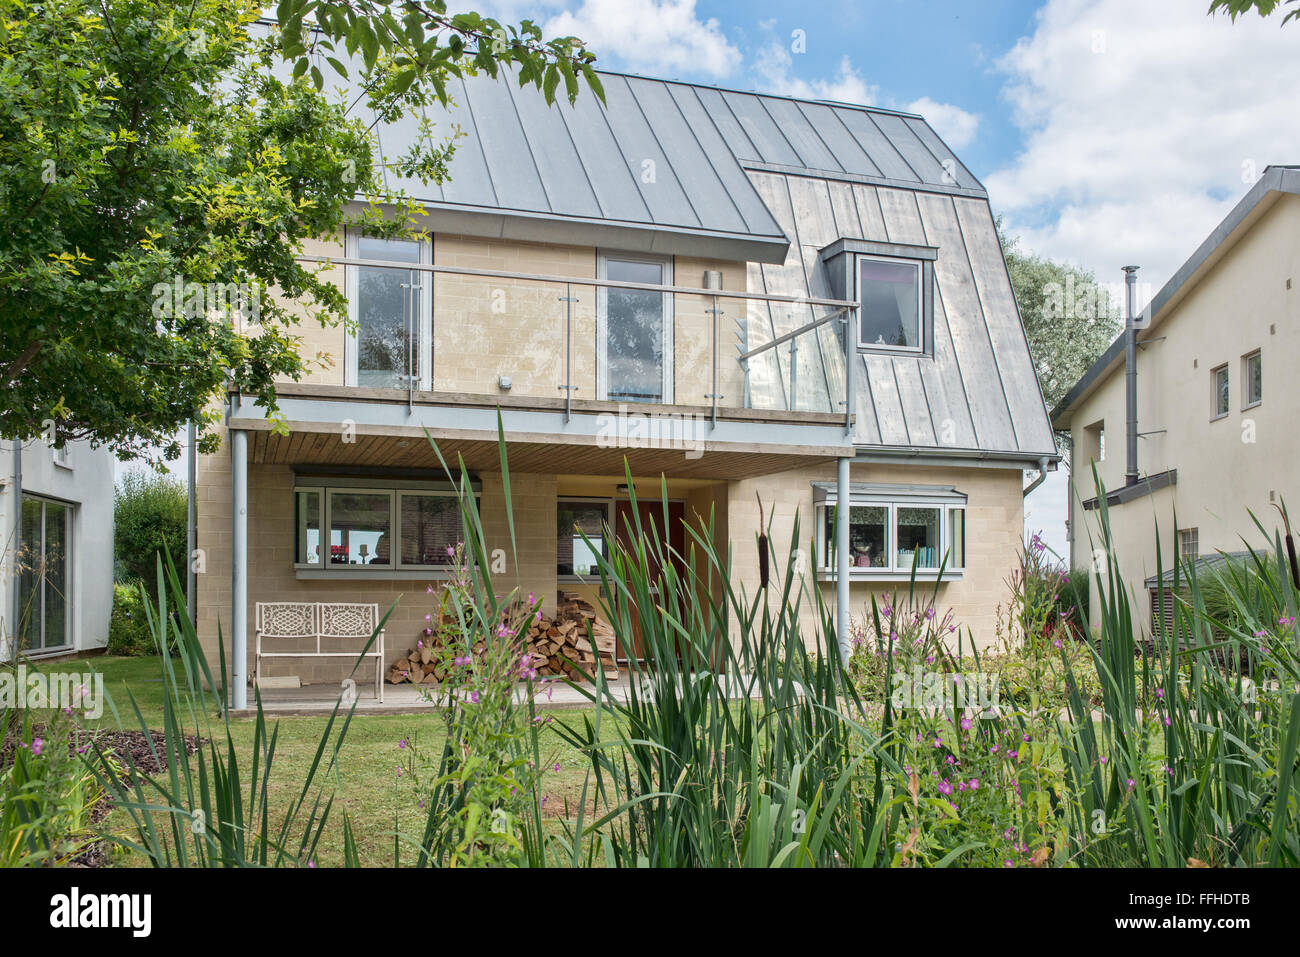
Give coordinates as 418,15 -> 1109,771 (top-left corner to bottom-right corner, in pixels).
255,602 -> 385,703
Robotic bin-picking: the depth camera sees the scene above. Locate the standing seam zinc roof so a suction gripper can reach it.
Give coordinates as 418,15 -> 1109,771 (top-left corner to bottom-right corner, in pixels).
357,67 -> 987,264
332,57 -> 1054,461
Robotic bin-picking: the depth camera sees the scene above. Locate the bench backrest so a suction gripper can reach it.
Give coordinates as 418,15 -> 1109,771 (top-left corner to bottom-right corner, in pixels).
256,602 -> 316,638
255,602 -> 381,640
318,603 -> 380,639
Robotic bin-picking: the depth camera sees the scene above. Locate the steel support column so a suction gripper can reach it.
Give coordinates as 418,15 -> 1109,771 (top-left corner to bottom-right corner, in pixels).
231,428 -> 248,710
835,455 -> 852,664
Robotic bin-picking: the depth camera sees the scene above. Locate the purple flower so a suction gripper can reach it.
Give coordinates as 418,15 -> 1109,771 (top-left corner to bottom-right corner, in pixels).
938,779 -> 954,795
31,737 -> 43,757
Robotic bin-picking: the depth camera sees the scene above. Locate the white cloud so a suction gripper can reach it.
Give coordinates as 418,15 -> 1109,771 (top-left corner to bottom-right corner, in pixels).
543,0 -> 741,78
906,97 -> 980,150
751,39 -> 878,105
987,0 -> 1300,287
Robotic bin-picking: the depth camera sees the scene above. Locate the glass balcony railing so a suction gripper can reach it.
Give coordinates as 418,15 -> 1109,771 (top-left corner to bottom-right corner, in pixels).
298,252 -> 857,426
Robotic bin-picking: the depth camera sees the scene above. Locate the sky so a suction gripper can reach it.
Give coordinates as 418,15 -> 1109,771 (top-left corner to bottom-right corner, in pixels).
129,0 -> 1300,559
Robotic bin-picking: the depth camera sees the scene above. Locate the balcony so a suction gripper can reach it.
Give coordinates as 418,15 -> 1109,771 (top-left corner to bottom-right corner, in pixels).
226,248 -> 862,481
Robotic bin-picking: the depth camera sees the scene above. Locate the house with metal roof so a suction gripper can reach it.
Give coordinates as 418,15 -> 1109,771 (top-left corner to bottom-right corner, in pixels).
1052,165 -> 1300,635
194,66 -> 1058,707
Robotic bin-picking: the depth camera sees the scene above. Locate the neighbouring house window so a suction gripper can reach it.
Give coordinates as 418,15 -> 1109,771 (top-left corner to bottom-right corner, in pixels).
557,501 -> 610,577
17,496 -> 72,651
598,253 -> 673,404
348,233 -> 430,390
814,485 -> 966,577
858,256 -> 922,350
1243,350 -> 1262,407
1179,528 -> 1199,560
294,481 -> 469,572
1212,365 -> 1229,418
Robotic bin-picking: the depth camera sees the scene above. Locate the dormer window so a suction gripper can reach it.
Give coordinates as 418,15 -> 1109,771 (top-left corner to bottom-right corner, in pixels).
858,256 -> 922,350
818,239 -> 936,358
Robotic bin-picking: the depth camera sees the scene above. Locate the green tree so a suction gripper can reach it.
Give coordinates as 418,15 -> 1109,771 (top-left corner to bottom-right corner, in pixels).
998,223 -> 1122,415
1208,0 -> 1300,25
113,470 -> 189,590
0,0 -> 600,464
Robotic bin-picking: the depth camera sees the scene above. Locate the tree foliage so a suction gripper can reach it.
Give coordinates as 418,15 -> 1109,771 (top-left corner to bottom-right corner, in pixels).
0,0 -> 601,463
998,223 -> 1122,415
113,469 -> 189,590
1208,0 -> 1300,25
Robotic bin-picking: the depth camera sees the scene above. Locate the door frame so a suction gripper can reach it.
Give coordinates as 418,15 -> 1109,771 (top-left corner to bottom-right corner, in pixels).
18,493 -> 74,653
595,250 -> 674,404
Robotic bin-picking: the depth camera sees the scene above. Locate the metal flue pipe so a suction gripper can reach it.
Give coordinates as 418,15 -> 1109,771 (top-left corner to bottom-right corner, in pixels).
1123,265 -> 1140,486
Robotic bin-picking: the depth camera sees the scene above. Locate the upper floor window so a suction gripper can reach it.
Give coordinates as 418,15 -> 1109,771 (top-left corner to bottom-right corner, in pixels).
857,256 -> 923,351
1243,350 -> 1262,407
597,252 -> 674,404
1211,364 -> 1229,419
346,232 -> 431,390
1179,527 -> 1199,560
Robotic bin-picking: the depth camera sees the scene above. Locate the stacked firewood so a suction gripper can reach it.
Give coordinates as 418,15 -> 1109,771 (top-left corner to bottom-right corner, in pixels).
386,591 -> 619,685
524,591 -> 619,682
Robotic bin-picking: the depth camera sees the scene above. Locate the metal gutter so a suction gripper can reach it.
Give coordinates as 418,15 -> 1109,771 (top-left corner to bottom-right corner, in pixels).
1081,468 -> 1177,511
1022,457 -> 1052,498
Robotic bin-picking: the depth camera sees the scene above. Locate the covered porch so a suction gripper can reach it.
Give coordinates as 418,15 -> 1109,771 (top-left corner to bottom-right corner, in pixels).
220,385 -> 861,710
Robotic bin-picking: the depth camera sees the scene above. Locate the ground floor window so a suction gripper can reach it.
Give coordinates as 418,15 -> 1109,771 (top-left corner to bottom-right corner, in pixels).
293,479 -> 471,572
17,495 -> 72,651
814,483 -> 966,578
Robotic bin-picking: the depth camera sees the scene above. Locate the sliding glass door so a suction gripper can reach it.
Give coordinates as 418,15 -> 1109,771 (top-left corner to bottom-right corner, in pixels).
17,496 -> 71,652
347,234 -> 431,390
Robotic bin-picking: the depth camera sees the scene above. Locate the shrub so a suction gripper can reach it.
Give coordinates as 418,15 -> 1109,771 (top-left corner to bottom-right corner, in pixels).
107,582 -> 153,656
114,470 -> 188,595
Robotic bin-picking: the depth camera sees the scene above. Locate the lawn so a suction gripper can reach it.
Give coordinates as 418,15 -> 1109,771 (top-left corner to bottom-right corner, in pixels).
80,655 -> 599,867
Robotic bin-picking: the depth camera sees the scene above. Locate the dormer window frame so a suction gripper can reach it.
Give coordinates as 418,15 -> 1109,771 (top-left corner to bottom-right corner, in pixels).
818,238 -> 937,360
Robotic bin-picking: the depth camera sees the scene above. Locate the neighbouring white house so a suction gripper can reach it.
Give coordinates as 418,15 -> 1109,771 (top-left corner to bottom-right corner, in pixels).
1,437 -> 115,659
1052,165 -> 1300,633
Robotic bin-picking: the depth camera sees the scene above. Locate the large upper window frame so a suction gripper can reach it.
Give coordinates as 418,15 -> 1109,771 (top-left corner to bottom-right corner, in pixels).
813,483 -> 966,581
344,229 -> 433,391
856,254 -> 926,353
596,250 -> 675,404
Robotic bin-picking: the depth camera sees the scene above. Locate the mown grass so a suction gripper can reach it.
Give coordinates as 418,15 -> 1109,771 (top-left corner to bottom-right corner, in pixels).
75,656 -> 599,866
